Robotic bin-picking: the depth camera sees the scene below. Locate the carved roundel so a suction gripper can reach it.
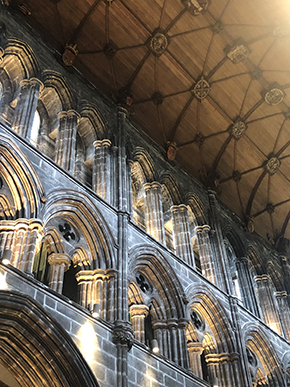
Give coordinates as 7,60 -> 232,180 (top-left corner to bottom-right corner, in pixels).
246,348 -> 257,367
231,121 -> 247,140
58,221 -> 77,242
136,272 -> 152,294
266,157 -> 280,175
182,0 -> 209,16
191,310 -> 205,331
227,44 -> 250,64
264,88 -> 284,105
192,77 -> 211,101
150,32 -> 168,56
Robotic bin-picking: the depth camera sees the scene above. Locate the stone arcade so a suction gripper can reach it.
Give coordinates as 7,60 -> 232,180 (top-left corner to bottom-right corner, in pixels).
1,4 -> 290,387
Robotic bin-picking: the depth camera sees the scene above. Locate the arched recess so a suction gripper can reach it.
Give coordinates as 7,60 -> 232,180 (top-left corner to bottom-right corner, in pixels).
247,245 -> 265,276
0,134 -> 44,219
130,147 -> 158,230
2,38 -> 40,95
281,351 -> 290,387
186,284 -> 240,386
243,324 -> 285,387
75,103 -> 108,186
42,190 -> 117,320
128,245 -> 188,366
0,290 -> 99,387
35,71 -> 75,157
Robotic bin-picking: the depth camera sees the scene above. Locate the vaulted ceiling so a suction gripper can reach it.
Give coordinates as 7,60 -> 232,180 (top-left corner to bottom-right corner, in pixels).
9,0 -> 290,245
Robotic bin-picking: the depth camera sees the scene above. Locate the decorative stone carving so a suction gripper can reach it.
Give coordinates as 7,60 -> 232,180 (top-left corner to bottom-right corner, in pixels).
246,348 -> 257,366
59,222 -> 76,242
211,21 -> 223,34
136,272 -> 151,293
247,217 -> 254,233
266,157 -> 280,175
192,77 -> 211,101
231,120 -> 246,140
0,47 -> 4,64
112,321 -> 135,351
195,132 -> 205,147
166,141 -> 177,161
62,44 -> 78,66
266,203 -> 275,214
182,0 -> 210,16
152,91 -> 164,106
264,88 -> 284,105
226,44 -> 250,64
149,32 -> 168,56
104,42 -> 117,58
191,310 -> 205,331
232,170 -> 242,182
251,67 -> 263,80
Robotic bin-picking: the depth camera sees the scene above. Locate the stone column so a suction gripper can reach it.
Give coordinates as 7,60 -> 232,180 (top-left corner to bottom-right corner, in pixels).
276,291 -> 290,341
152,320 -> 167,357
48,253 -> 71,293
177,319 -> 190,368
113,106 -> 134,387
55,110 -> 80,173
12,78 -> 43,139
0,219 -> 43,274
255,275 -> 282,334
208,190 -> 233,293
92,139 -> 111,203
195,225 -> 216,285
76,270 -> 93,309
188,342 -> 203,378
0,89 -> 11,120
130,304 -> 149,343
144,182 -> 165,244
235,257 -> 260,317
171,204 -> 195,267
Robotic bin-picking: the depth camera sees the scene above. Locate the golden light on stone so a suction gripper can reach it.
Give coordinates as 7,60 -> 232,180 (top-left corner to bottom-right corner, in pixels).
0,47 -> 4,65
264,88 -> 284,105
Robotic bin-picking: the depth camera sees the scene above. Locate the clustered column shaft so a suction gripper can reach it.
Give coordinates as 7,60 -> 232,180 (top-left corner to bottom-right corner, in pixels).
76,269 -> 117,321
12,78 -> 43,139
255,274 -> 282,334
171,204 -> 195,267
92,139 -> 111,203
195,225 -> 216,285
55,110 -> 80,173
235,257 -> 260,317
48,253 -> 71,293
144,182 -> 165,244
276,291 -> 290,341
129,304 -> 149,343
0,218 -> 43,274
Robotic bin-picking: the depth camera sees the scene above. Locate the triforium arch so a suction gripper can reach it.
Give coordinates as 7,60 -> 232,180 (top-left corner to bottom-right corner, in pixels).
42,190 -> 117,321
0,290 -> 99,387
186,284 -> 240,387
128,245 -> 188,367
243,323 -> 285,387
0,134 -> 44,219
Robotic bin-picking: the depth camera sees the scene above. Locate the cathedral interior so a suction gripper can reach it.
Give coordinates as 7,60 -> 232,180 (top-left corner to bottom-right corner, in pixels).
1,0 -> 290,386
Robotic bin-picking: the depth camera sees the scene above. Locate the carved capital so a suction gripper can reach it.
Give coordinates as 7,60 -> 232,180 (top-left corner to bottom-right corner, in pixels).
112,321 -> 135,351
130,304 -> 149,318
195,225 -> 211,234
48,253 -> 71,271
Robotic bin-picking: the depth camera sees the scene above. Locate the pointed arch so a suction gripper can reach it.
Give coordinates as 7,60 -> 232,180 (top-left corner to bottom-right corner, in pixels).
3,38 -> 41,92
243,323 -> 285,386
0,134 -> 44,218
247,245 -> 265,275
79,102 -> 108,143
128,245 -> 186,320
186,284 -> 236,354
131,147 -> 157,183
43,190 -> 116,270
0,290 -> 99,387
186,193 -> 207,226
